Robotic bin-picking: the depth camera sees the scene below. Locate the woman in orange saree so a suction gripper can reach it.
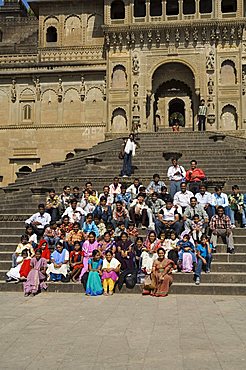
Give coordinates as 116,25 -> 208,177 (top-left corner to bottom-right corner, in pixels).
151,247 -> 176,297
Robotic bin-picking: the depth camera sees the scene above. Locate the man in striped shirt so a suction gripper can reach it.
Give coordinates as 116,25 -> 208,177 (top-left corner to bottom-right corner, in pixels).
198,99 -> 207,131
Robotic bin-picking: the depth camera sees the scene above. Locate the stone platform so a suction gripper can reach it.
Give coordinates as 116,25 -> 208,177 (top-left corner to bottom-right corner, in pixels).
0,293 -> 246,370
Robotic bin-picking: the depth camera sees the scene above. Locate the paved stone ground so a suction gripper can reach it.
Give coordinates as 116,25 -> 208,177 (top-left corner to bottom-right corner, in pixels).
0,293 -> 246,370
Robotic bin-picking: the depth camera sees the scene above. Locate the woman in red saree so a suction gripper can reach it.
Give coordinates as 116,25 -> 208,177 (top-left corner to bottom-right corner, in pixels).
151,247 -> 176,297
23,248 -> 48,296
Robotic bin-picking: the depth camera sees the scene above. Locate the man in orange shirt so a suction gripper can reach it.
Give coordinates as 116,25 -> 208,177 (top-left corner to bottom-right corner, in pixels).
186,160 -> 206,195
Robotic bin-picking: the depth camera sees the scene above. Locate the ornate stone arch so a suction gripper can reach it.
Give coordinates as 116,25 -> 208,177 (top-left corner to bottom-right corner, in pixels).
0,89 -> 9,124
44,15 -> 59,24
64,87 -> 80,100
86,86 -> 104,101
220,104 -> 238,130
0,88 -> 9,99
220,59 -> 237,85
41,89 -> 58,124
111,107 -> 127,133
41,88 -> 57,101
64,14 -> 81,26
111,64 -> 127,88
20,88 -> 35,100
148,58 -> 200,92
87,13 -> 103,39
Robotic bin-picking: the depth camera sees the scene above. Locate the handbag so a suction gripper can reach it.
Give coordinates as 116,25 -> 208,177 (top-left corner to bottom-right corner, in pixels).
144,274 -> 155,290
118,142 -> 125,160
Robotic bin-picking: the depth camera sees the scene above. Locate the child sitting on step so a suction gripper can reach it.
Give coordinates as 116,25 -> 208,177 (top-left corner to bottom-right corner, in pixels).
12,235 -> 34,268
177,234 -> 196,273
194,234 -> 213,285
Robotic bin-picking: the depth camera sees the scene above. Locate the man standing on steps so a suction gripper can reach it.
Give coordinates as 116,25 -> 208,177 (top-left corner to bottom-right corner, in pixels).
121,133 -> 137,178
185,160 -> 206,195
167,158 -> 186,198
210,206 -> 235,254
25,204 -> 51,238
198,99 -> 207,131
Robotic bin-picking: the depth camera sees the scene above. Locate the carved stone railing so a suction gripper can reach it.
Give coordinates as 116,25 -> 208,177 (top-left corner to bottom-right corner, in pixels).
39,46 -> 104,62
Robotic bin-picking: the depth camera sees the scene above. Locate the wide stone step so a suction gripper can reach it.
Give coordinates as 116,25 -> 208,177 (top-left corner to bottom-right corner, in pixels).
209,262 -> 246,272
0,235 -> 24,243
2,270 -> 246,284
209,253 -> 246,262
172,272 -> 246,284
1,280 -> 246,295
0,260 -> 245,271
0,228 -> 24,236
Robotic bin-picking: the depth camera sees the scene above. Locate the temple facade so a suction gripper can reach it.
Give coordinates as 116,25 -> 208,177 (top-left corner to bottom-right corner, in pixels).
0,0 -> 246,185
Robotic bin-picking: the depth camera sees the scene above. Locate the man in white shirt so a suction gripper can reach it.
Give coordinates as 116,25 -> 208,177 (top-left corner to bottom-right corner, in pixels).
167,158 -> 186,198
98,185 -> 114,206
62,199 -> 86,228
155,200 -> 182,236
25,203 -> 51,237
211,186 -> 230,217
109,176 -> 122,200
173,182 -> 193,213
195,184 -> 213,218
126,178 -> 141,200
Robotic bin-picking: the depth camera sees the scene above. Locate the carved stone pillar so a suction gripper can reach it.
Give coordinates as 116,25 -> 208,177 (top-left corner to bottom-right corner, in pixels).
195,0 -> 199,18
179,0 -> 183,19
146,0 -> 150,21
162,0 -> 167,20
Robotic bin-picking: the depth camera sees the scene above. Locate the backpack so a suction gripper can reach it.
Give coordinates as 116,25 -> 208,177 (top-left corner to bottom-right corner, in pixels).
125,272 -> 137,289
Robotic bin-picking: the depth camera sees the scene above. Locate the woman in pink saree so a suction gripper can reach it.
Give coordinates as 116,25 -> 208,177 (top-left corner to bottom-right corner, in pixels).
23,248 -> 47,296
151,247 -> 176,297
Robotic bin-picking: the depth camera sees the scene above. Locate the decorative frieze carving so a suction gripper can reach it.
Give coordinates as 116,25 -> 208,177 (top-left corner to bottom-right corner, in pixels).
11,79 -> 17,103
57,78 -> 63,102
206,50 -> 215,72
132,55 -> 140,75
33,77 -> 41,101
104,24 -> 245,49
80,75 -> 86,101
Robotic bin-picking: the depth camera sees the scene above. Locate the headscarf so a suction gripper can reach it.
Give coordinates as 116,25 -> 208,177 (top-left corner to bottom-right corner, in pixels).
144,231 -> 161,253
37,239 -> 51,261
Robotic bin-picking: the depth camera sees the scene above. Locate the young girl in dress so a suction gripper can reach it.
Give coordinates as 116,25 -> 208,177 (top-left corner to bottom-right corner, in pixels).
6,249 -> 29,283
166,231 -> 180,268
80,231 -> 99,279
141,231 -> 161,295
23,248 -> 48,296
25,225 -> 38,248
69,241 -> 84,282
101,250 -> 121,296
159,231 -> 170,256
85,249 -> 103,296
177,234 -> 196,273
12,235 -> 34,268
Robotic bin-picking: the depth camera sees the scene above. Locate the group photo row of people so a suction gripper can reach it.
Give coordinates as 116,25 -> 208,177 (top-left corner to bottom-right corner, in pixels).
6,157 -> 246,297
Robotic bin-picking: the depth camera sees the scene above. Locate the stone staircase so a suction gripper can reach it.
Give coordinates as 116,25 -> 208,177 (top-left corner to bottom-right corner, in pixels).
0,131 -> 246,294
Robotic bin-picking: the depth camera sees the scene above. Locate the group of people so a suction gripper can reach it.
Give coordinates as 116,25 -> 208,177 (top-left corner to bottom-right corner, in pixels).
6,156 -> 246,297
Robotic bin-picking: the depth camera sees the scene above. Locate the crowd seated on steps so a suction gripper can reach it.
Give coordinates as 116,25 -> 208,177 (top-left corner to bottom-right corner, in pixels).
6,158 -> 246,297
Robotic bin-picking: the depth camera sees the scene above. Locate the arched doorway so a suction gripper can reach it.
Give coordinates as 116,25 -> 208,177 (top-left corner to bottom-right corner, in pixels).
169,98 -> 185,126
151,62 -> 198,131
